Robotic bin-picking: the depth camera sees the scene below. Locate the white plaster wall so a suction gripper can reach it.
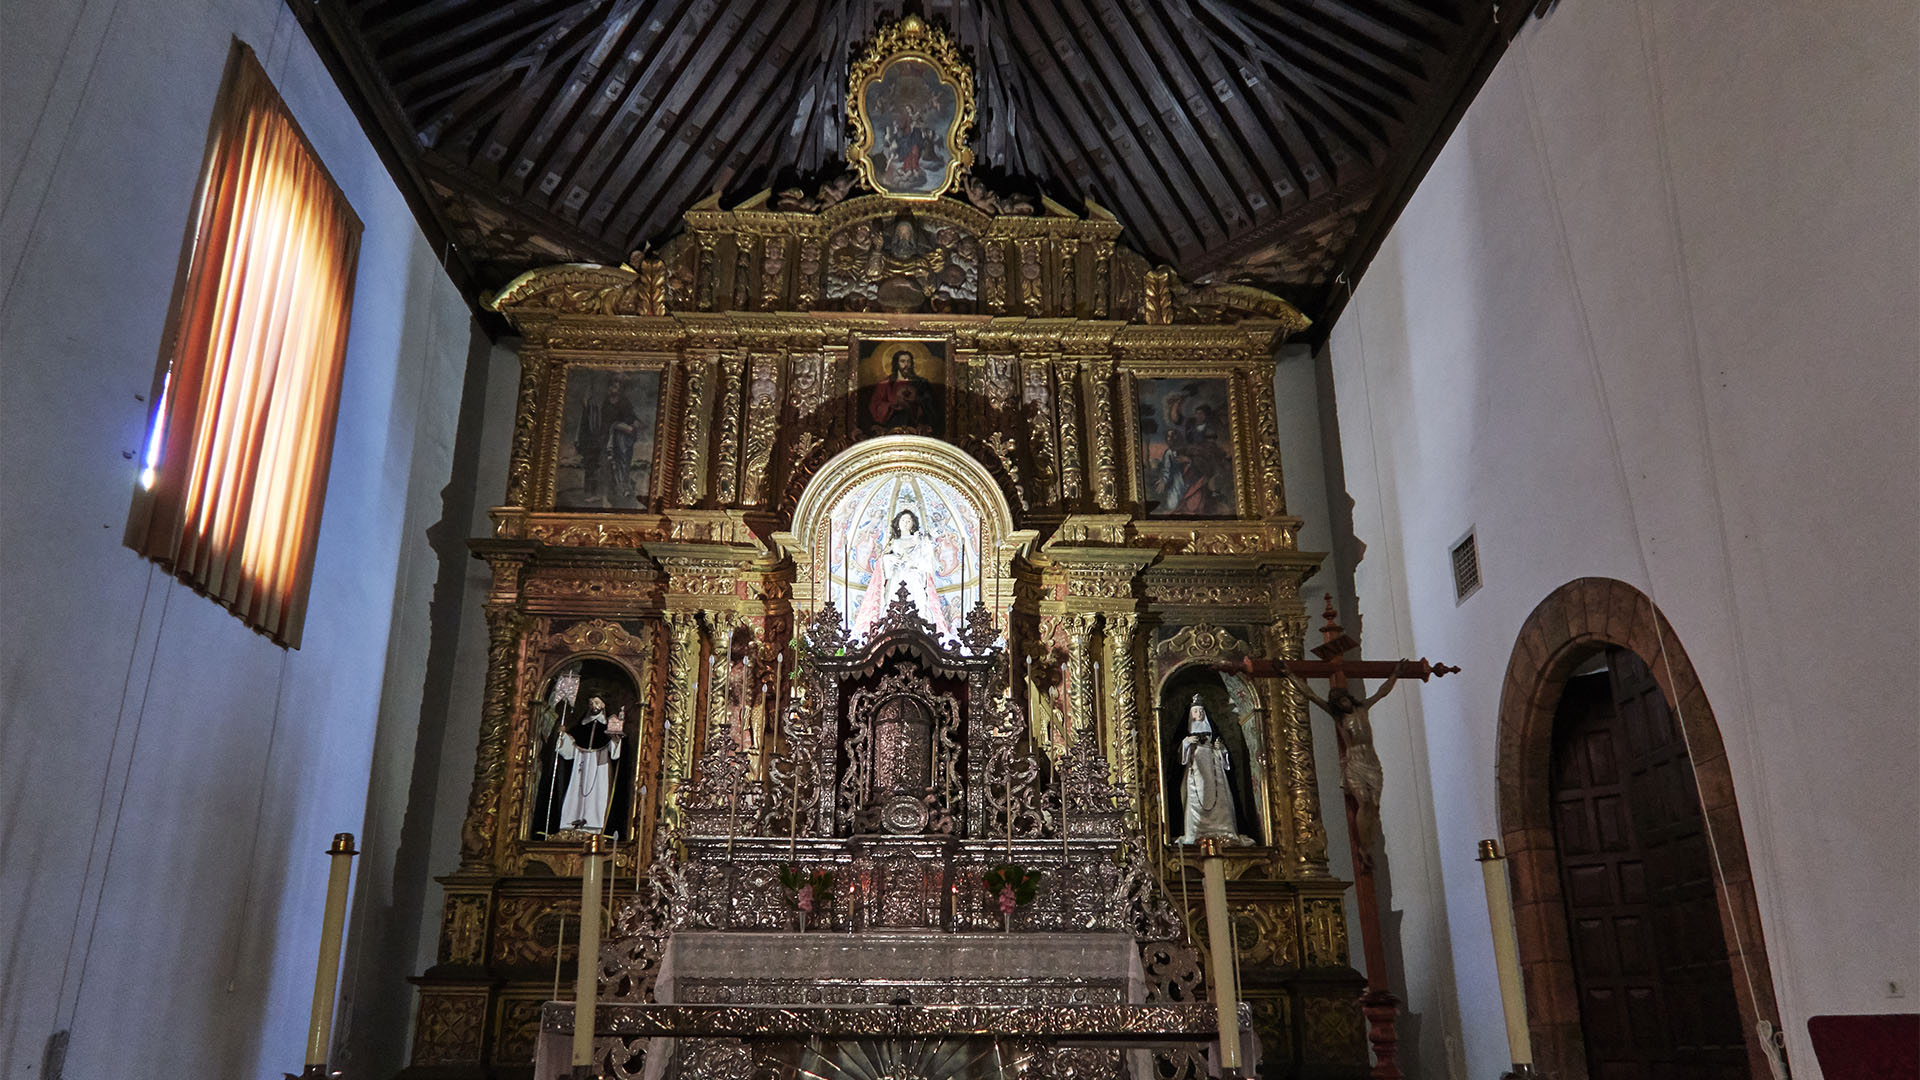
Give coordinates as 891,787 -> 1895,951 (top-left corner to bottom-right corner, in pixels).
0,1 -> 475,1076
1325,1 -> 1919,1076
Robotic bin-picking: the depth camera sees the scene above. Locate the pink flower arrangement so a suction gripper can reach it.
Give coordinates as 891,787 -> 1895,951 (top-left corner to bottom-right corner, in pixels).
997,884 -> 1018,916
797,883 -> 816,913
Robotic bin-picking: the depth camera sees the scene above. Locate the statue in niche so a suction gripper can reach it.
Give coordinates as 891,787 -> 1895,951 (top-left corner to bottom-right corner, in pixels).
851,508 -> 953,639
535,659 -> 635,837
1177,695 -> 1254,844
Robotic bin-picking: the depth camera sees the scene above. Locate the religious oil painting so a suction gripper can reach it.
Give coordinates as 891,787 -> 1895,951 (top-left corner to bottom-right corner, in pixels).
823,470 -> 982,643
1138,377 -> 1238,517
859,57 -> 961,197
530,657 -> 637,839
856,337 -> 947,438
555,367 -> 660,510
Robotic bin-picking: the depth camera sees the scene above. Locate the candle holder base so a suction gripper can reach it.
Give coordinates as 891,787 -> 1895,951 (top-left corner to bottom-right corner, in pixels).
569,1064 -> 602,1080
283,1065 -> 329,1080
1357,988 -> 1403,1079
1500,1066 -> 1544,1079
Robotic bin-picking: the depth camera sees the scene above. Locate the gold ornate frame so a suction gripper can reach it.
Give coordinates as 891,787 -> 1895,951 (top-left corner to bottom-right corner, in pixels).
845,15 -> 976,200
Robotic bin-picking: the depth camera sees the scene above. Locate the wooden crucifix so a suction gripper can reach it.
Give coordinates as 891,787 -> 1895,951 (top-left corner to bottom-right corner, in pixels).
1218,595 -> 1457,1080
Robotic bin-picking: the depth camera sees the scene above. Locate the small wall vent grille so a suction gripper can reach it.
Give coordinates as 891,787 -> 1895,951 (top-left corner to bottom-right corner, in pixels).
1451,531 -> 1482,603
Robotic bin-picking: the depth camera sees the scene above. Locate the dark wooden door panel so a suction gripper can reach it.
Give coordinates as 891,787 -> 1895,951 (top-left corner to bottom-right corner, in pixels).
1550,650 -> 1747,1079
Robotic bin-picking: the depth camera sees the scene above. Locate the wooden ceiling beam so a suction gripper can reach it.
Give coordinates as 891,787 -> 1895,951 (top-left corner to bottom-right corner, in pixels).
527,0 -> 720,216
602,7 -> 813,239
1090,0 -> 1268,237
573,4 -> 772,231
500,0 -> 683,197
1013,2 -> 1218,254
423,0 -> 618,153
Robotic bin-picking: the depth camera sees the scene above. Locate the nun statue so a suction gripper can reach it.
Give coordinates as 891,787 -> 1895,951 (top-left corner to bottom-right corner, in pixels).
1178,695 -> 1251,843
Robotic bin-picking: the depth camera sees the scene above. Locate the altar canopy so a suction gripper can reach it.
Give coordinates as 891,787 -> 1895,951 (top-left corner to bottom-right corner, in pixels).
413,13 -> 1366,1079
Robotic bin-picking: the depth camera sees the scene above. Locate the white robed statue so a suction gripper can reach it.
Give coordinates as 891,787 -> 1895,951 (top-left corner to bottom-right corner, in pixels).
1178,695 -> 1250,843
851,508 -> 954,638
556,694 -> 625,832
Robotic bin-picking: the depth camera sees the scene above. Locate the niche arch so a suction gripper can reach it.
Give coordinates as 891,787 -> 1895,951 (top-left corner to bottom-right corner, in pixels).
1496,578 -> 1782,1079
777,435 -> 1034,621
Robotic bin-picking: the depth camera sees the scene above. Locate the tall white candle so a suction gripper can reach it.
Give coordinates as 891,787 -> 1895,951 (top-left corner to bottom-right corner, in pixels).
573,835 -> 610,1069
304,833 -> 358,1068
1478,839 -> 1534,1066
1197,837 -> 1241,1070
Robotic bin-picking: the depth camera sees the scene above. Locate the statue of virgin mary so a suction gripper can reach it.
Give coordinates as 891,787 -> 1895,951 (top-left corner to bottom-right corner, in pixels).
851,508 -> 953,639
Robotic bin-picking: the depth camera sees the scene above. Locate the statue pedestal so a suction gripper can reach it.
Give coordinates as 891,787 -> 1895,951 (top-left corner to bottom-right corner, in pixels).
658,930 -> 1147,1006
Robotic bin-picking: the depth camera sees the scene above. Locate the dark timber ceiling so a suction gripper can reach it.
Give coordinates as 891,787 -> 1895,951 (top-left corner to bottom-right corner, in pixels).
298,0 -> 1537,338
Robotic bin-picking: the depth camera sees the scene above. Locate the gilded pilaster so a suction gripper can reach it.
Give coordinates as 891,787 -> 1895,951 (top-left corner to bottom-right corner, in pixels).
1084,359 -> 1118,510
696,231 -> 719,310
1250,367 -> 1287,518
1065,612 -> 1098,737
1091,240 -> 1112,318
1021,359 -> 1058,504
1017,236 -> 1043,313
1055,362 -> 1083,504
1105,613 -> 1141,820
704,609 -> 741,753
713,350 -> 746,505
658,611 -> 704,832
1058,236 -> 1079,317
1273,615 -> 1329,876
677,355 -> 716,507
504,341 -> 546,507
460,586 -> 525,867
741,352 -> 782,506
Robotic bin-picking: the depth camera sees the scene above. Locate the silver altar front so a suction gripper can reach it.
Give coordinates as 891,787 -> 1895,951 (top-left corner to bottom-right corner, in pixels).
535,598 -> 1242,1080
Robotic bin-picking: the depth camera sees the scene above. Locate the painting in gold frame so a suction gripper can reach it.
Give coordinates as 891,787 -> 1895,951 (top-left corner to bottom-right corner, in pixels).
1137,376 -> 1238,517
554,366 -> 662,510
855,336 -> 948,439
846,15 -> 975,200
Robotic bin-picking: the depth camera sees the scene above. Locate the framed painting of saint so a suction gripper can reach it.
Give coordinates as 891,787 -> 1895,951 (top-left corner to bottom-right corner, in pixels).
1137,377 -> 1238,517
846,16 -> 976,200
554,366 -> 661,510
856,336 -> 947,439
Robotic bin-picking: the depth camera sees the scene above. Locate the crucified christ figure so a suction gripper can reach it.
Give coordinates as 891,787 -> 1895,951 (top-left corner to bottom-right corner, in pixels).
1288,670 -> 1400,871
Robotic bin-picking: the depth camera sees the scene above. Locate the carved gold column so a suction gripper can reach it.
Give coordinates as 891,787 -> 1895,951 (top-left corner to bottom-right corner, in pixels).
1065,612 -> 1098,737
1021,360 -> 1058,505
1055,361 -> 1083,505
1105,612 -> 1142,822
704,610 -> 740,752
1091,239 -> 1112,318
657,611 -> 704,833
677,354 -> 716,507
713,350 -> 746,505
1083,358 -> 1118,511
1249,366 -> 1287,518
1017,236 -> 1043,314
503,339 -> 547,507
695,231 -> 719,310
460,574 -> 525,868
1273,614 -> 1330,876
1058,236 -> 1079,317
741,352 -> 782,506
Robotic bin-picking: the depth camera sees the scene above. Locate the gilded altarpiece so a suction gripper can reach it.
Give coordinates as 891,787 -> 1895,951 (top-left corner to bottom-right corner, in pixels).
410,46 -> 1364,1076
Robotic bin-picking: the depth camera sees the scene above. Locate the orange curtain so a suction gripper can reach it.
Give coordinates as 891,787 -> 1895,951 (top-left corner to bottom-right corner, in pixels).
127,44 -> 362,648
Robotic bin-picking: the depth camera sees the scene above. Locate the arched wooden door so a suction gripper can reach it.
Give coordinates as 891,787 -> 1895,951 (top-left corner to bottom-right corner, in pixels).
1549,647 -> 1746,1079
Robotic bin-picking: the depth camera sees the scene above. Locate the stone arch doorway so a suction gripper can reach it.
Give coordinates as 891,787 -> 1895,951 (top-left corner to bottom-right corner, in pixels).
1495,578 -> 1783,1079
